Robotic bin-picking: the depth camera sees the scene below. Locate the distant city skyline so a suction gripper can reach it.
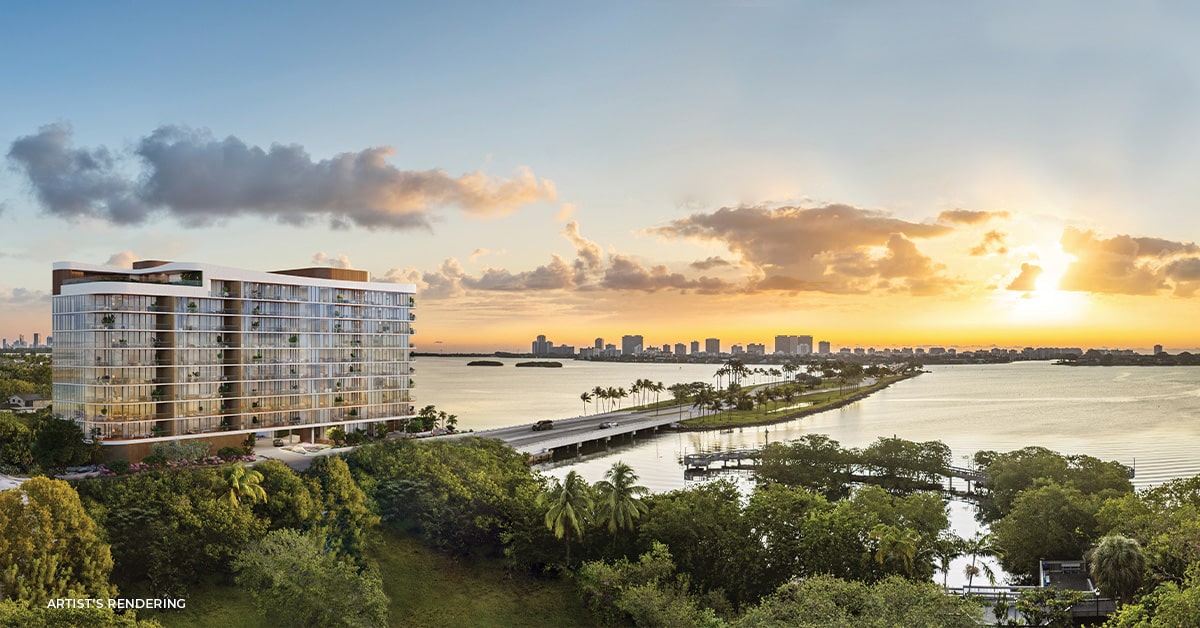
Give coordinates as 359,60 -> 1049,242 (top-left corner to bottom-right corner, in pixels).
4,4 -> 1200,352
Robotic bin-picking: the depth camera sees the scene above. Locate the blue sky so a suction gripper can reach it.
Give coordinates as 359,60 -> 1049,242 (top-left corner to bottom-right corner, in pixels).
4,2 -> 1200,351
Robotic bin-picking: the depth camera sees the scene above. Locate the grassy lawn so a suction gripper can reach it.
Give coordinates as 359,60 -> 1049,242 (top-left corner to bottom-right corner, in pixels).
140,528 -> 593,628
376,530 -> 594,628
680,375 -> 913,429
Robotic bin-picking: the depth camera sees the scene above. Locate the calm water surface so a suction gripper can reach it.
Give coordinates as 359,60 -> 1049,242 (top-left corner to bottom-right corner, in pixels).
421,357 -> 1200,491
420,357 -> 1200,586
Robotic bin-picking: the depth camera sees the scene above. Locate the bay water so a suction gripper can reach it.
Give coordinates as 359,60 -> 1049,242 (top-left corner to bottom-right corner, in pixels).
419,356 -> 1200,586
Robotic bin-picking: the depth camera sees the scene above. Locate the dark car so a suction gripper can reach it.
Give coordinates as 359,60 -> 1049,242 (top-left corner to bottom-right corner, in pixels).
598,421 -> 618,429
532,419 -> 554,431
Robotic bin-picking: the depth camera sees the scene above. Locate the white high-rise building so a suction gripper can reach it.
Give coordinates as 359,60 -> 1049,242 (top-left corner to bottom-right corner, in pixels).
52,260 -> 416,461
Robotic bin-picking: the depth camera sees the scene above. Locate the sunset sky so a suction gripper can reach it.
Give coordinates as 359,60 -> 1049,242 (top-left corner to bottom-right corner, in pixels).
3,2 -> 1200,353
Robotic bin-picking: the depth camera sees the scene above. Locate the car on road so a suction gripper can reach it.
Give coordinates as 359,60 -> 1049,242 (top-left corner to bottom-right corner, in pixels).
598,421 -> 618,429
532,419 -> 554,431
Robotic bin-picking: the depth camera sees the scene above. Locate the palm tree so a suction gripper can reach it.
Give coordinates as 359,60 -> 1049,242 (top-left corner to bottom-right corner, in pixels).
580,391 -> 593,415
652,381 -> 665,409
869,524 -> 920,578
629,380 -> 643,406
961,532 -> 1000,591
594,461 -> 649,535
539,471 -> 592,565
222,464 -> 267,507
1089,534 -> 1145,605
932,533 -> 964,588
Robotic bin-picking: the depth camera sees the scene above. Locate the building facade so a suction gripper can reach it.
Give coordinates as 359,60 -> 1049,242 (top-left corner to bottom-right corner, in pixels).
51,260 -> 416,461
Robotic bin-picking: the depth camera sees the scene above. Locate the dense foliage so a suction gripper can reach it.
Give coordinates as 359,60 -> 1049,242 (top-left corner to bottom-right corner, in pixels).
0,477 -> 117,605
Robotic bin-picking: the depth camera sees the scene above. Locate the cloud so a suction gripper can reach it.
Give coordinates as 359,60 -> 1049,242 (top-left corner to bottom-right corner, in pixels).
690,256 -> 733,270
937,209 -> 1010,224
1059,227 -> 1200,296
105,250 -> 140,268
7,123 -> 144,222
599,255 -> 730,293
562,220 -> 603,284
1006,263 -> 1043,291
649,204 -> 955,294
312,252 -> 353,269
0,287 -> 50,304
469,255 -> 576,291
555,203 -> 576,222
8,123 -> 556,230
970,230 -> 1008,256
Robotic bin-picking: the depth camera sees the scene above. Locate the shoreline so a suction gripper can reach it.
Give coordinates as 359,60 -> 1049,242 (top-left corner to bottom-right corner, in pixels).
672,371 -> 923,432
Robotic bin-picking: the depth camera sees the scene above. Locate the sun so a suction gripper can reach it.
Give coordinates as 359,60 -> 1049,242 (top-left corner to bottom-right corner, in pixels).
1001,243 -> 1088,324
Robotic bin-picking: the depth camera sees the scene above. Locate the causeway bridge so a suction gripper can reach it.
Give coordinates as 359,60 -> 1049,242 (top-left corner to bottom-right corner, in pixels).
466,405 -> 695,462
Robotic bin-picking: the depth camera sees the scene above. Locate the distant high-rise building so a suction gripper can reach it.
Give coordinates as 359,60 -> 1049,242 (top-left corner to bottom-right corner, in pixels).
690,340 -> 700,354
818,340 -> 831,354
621,335 -> 644,356
674,343 -> 686,356
774,335 -> 796,354
532,334 -> 550,355
797,335 -> 813,355
748,343 -> 765,355
33,333 -> 40,348
595,338 -> 603,351
705,338 -> 720,354
1154,344 -> 1164,355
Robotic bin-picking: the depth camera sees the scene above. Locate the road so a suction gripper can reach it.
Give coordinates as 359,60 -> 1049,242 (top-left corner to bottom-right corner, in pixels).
469,405 -> 693,454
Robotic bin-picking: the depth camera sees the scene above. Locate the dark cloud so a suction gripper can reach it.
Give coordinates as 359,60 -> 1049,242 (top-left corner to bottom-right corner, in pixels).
1058,227 -> 1200,296
970,230 -> 1008,256
8,123 -> 556,230
689,256 -> 732,270
937,209 -> 1010,224
1006,263 -> 1043,291
649,204 -> 955,294
7,123 -> 144,222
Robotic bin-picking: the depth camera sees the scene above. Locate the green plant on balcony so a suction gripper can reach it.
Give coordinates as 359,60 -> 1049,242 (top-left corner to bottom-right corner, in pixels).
334,324 -> 342,332
288,335 -> 298,344
336,294 -> 346,302
253,354 -> 263,362
251,401 -> 260,408
151,388 -> 164,400
334,395 -> 344,404
251,320 -> 260,329
409,296 -> 415,307
348,408 -> 358,417
218,384 -> 231,394
151,424 -> 165,437
252,305 -> 261,315
220,418 -> 232,430
102,314 -> 116,328
181,271 -> 201,282
290,368 -> 297,375
187,301 -> 198,312
251,416 -> 260,425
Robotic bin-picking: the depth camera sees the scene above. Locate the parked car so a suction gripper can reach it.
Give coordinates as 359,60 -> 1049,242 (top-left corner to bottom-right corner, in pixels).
598,421 -> 618,429
532,419 -> 554,431
272,438 -> 285,446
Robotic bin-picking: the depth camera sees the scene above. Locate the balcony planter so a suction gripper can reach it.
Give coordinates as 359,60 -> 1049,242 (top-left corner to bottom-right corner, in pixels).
251,321 -> 260,329
288,335 -> 298,344
348,408 -> 358,417
102,314 -> 116,328
187,302 -> 198,312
